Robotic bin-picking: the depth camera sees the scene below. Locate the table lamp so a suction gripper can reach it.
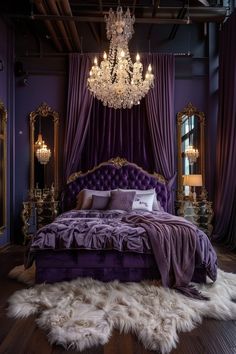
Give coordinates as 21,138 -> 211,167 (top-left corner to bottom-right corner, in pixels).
182,174 -> 203,202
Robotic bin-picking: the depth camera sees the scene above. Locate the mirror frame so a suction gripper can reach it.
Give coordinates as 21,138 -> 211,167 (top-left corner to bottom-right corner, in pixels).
0,100 -> 7,233
177,102 -> 205,200
29,102 -> 59,195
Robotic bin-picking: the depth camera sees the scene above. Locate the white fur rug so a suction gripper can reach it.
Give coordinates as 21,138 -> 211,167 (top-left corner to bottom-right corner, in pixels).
7,267 -> 236,354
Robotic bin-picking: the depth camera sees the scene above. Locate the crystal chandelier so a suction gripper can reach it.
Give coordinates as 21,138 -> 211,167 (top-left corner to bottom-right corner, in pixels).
87,7 -> 154,109
36,142 -> 51,165
185,145 -> 199,165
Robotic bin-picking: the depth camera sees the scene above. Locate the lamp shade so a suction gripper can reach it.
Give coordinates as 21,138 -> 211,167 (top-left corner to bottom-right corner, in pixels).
182,174 -> 203,187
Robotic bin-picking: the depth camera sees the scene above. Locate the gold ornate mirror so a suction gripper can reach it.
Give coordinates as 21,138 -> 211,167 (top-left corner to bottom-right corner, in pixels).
177,102 -> 205,200
0,101 -> 7,233
29,103 -> 59,196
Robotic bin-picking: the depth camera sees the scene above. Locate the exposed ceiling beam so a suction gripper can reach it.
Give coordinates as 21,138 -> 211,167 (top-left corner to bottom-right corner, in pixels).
197,0 -> 210,5
46,0 -> 73,51
148,0 -> 161,40
89,22 -> 101,45
59,0 -> 81,51
34,0 -> 63,52
9,6 -> 226,23
168,1 -> 187,40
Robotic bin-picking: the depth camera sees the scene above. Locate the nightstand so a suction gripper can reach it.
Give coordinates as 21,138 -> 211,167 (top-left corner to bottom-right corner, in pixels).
176,199 -> 213,237
21,199 -> 60,245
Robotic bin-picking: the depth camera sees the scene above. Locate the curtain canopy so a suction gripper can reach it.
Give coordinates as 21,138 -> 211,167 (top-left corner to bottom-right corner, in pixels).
64,53 -> 176,213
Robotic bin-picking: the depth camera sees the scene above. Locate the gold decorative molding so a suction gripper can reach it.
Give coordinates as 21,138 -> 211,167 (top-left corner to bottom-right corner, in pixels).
108,157 -> 128,168
29,103 -> 59,194
67,171 -> 82,184
177,102 -> 206,200
67,157 -> 166,185
0,100 -> 7,234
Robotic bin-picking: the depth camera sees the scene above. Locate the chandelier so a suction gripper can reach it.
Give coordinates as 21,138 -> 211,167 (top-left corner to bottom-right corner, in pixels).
36,142 -> 51,165
87,7 -> 154,109
185,145 -> 199,165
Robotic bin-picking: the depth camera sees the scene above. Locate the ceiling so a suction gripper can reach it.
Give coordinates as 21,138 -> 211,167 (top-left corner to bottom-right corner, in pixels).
0,0 -> 228,54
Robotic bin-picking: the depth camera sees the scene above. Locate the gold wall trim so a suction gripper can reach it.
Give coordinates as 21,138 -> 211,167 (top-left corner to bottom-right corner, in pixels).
29,102 -> 59,195
67,156 -> 167,185
177,102 -> 205,200
0,100 -> 7,234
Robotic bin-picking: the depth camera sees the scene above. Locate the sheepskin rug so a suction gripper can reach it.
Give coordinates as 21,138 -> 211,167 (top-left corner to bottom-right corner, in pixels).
7,269 -> 236,354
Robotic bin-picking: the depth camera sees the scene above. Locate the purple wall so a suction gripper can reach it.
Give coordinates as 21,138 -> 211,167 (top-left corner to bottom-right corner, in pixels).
0,19 -> 14,247
174,78 -> 208,116
14,73 -> 67,241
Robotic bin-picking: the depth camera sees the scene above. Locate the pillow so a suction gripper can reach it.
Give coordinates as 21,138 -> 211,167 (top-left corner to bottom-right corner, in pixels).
132,193 -> 154,211
108,190 -> 136,212
119,188 -> 163,211
91,195 -> 110,210
76,189 -> 111,210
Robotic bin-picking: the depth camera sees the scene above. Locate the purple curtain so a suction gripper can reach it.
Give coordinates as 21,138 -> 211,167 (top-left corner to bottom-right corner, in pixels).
63,54 -> 93,181
212,11 -> 236,248
144,54 -> 176,213
64,53 -> 175,213
79,99 -> 155,172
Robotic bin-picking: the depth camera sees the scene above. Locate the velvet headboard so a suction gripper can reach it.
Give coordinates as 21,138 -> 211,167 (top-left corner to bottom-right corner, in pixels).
61,157 -> 170,212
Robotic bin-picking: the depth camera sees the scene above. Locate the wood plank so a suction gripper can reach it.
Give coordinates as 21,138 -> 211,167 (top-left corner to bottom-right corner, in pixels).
0,245 -> 236,354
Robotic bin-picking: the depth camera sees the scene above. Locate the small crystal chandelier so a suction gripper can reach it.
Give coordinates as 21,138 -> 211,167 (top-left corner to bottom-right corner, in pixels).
36,142 -> 51,165
185,145 -> 199,165
87,7 -> 154,109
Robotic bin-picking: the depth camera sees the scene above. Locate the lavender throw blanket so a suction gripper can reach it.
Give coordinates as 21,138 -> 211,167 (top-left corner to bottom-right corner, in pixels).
122,213 -> 217,299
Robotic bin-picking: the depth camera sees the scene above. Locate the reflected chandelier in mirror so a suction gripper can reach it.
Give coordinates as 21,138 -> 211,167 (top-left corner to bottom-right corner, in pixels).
0,100 -> 7,233
177,102 -> 206,201
29,103 -> 59,197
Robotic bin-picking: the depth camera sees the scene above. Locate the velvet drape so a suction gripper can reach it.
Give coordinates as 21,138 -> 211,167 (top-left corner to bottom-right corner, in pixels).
63,54 -> 94,182
144,54 -> 176,213
64,53 -> 175,212
212,11 -> 236,248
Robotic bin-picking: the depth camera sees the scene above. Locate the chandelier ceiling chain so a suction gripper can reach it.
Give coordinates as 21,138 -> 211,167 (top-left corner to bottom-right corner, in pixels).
87,6 -> 154,109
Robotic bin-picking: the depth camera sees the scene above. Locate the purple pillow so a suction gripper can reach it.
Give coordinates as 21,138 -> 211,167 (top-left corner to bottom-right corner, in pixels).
108,190 -> 136,212
91,195 -> 110,210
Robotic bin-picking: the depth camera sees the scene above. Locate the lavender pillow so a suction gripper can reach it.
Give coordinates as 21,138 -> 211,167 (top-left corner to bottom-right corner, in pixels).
91,195 -> 110,210
76,189 -> 111,210
108,190 -> 136,212
132,193 -> 154,211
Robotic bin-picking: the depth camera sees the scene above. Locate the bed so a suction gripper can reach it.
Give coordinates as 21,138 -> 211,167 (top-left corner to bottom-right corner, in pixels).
27,157 -> 217,294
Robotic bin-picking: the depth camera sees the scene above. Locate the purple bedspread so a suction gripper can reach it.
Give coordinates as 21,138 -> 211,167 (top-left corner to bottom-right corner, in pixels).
30,209 -> 217,284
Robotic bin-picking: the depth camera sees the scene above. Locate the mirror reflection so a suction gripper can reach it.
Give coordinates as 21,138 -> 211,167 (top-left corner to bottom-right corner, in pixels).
29,103 -> 59,196
177,102 -> 205,201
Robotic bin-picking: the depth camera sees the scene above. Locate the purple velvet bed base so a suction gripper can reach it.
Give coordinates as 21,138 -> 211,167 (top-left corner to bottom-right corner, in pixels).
35,250 -> 207,284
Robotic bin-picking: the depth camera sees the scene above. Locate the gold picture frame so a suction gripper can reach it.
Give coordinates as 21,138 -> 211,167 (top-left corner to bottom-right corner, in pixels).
29,102 -> 59,196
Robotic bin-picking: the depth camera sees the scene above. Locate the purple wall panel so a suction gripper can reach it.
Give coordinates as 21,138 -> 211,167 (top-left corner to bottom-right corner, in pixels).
174,78 -> 208,116
0,19 -> 14,247
14,74 -> 67,241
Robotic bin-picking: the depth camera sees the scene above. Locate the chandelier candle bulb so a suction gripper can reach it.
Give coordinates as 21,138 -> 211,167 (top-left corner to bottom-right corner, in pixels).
87,6 -> 154,109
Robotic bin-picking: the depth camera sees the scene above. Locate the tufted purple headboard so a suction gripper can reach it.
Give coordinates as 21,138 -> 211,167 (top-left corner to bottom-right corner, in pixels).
61,158 -> 170,212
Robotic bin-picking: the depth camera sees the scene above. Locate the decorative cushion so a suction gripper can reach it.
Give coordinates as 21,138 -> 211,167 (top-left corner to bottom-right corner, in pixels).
108,190 -> 136,212
76,189 -> 111,210
119,188 -> 163,211
91,195 -> 110,210
132,193 -> 154,211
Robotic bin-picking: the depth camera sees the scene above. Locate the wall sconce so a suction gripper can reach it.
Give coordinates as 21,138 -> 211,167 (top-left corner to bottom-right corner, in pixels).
185,145 -> 199,165
183,174 -> 203,202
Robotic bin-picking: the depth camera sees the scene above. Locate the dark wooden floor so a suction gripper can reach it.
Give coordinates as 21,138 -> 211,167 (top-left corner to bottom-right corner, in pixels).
0,245 -> 236,354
